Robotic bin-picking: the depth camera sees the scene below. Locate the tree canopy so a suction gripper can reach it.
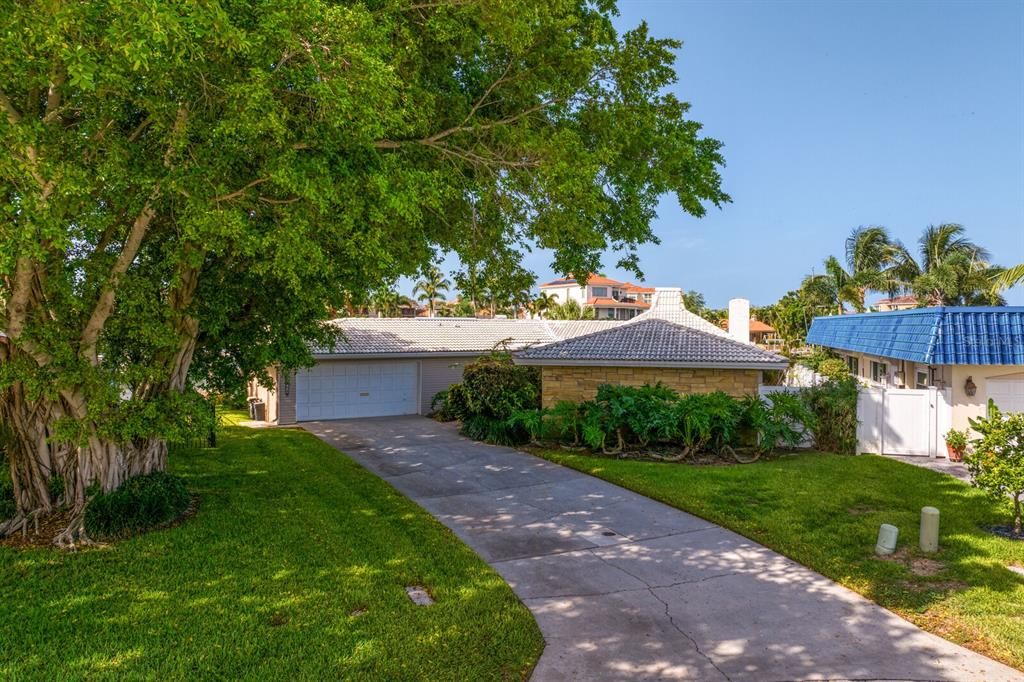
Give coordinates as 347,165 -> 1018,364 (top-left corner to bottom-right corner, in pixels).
0,0 -> 727,541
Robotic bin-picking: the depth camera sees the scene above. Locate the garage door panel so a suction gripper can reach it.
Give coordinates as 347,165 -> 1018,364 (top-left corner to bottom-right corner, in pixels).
296,361 -> 418,421
988,377 -> 1024,415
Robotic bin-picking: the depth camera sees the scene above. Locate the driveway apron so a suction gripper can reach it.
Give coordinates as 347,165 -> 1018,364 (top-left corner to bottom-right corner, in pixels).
304,416 -> 1023,681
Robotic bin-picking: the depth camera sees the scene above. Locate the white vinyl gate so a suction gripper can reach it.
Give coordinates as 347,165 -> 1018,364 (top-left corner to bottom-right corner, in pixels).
856,387 -> 952,458
759,384 -> 953,458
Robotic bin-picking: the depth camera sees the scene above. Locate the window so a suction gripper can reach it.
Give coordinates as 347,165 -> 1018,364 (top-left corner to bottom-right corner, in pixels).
916,370 -> 929,389
846,356 -> 859,376
591,286 -> 608,297
871,361 -> 888,384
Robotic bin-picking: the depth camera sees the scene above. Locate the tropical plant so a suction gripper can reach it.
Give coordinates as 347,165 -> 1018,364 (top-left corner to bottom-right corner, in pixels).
740,392 -> 815,456
546,299 -> 597,320
992,263 -> 1024,293
370,289 -> 404,317
682,290 -> 706,314
801,376 -> 859,454
533,292 -> 557,319
413,266 -> 452,317
965,402 -> 1024,536
0,1 -> 728,542
905,224 -> 1004,305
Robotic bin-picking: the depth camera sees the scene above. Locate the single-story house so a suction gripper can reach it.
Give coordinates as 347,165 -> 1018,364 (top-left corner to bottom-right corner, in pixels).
514,289 -> 789,407
252,317 -> 623,423
252,288 -> 786,424
806,307 -> 1024,432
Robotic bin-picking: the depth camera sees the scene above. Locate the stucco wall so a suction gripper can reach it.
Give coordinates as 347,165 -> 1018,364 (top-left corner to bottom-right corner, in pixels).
540,366 -> 760,407
950,365 -> 1024,433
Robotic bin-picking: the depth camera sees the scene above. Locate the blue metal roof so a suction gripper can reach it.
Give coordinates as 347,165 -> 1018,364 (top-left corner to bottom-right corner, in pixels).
805,307 -> 1024,365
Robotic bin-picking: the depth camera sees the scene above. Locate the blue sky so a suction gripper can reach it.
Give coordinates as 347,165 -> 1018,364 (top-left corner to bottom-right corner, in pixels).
406,0 -> 1024,307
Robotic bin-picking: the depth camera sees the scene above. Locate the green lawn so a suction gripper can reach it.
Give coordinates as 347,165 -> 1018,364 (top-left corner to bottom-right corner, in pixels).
0,416 -> 543,681
532,448 -> 1024,670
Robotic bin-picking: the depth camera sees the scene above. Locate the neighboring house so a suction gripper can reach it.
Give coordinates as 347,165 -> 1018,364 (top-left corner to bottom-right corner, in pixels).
251,287 -> 761,424
539,274 -> 656,320
717,317 -> 781,349
806,307 -> 1024,433
514,289 -> 788,407
251,318 -> 623,423
873,295 -> 921,312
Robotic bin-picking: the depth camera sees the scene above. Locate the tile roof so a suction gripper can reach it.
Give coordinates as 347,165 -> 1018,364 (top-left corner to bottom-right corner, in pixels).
806,307 -> 1024,365
539,273 -> 627,288
630,288 -> 731,337
587,296 -> 650,308
515,318 -> 788,368
622,283 -> 656,293
749,320 -> 776,333
313,318 -> 624,356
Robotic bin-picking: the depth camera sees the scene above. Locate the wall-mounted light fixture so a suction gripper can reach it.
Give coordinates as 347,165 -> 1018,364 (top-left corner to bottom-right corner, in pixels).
283,373 -> 291,397
964,376 -> 977,397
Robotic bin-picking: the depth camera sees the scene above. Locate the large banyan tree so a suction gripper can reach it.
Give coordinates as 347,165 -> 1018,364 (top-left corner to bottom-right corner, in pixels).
0,0 -> 727,544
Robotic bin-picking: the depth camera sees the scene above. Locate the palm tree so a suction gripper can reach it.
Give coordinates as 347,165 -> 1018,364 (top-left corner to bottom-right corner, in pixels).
413,266 -> 451,317
546,299 -> 596,320
991,263 -> 1024,293
801,256 -> 860,315
370,289 -> 402,317
533,292 -> 556,319
903,224 -> 1002,305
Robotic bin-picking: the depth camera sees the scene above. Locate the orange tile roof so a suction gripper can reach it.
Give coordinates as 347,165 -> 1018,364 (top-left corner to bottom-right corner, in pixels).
540,273 -> 627,288
622,282 -> 656,293
587,297 -> 650,308
749,320 -> 776,333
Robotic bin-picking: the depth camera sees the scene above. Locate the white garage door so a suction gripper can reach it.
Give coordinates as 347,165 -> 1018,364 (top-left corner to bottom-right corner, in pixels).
988,377 -> 1024,415
296,361 -> 418,421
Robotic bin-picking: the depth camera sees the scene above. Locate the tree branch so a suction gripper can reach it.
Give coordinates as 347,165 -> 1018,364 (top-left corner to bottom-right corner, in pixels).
212,177 -> 270,202
79,200 -> 157,364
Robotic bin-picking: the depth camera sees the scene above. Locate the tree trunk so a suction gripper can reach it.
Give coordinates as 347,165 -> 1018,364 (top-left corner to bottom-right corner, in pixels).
1014,492 -> 1022,537
0,385 -> 168,546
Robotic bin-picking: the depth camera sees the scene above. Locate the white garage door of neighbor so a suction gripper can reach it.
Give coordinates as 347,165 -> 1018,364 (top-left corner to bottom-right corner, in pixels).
296,361 -> 418,421
988,377 -> 1024,415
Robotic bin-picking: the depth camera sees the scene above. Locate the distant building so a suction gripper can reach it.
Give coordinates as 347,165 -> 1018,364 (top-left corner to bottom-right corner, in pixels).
873,295 -> 921,312
539,274 -> 656,320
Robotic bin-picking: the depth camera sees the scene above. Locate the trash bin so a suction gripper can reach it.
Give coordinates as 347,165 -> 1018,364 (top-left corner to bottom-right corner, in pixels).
252,401 -> 266,422
247,398 -> 259,419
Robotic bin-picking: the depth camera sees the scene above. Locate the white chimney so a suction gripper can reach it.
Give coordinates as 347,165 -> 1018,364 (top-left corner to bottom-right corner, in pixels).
728,298 -> 751,344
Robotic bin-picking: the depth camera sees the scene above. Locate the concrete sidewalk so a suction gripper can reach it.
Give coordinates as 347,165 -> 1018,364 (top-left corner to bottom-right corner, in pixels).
305,416 -> 1023,681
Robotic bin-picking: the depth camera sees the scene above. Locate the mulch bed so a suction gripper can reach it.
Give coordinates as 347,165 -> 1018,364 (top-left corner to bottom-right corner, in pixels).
988,525 -> 1024,541
0,494 -> 201,551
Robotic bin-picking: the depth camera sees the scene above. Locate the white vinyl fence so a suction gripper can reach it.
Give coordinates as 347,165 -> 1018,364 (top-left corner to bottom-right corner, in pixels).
759,384 -> 953,458
856,386 -> 952,458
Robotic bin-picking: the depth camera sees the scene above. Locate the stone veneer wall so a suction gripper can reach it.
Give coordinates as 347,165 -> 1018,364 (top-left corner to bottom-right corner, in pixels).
540,366 -> 760,407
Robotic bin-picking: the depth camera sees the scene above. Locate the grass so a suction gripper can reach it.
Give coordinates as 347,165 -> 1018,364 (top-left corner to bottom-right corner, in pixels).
531,447 -> 1024,670
0,414 -> 543,680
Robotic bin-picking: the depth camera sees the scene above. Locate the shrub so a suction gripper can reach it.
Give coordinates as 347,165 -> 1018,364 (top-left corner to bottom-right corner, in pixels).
966,401 -> 1024,536
84,471 -> 191,539
436,353 -> 540,445
816,358 -> 849,379
799,347 -> 839,373
741,392 -> 816,455
429,388 -> 457,422
801,376 -> 859,454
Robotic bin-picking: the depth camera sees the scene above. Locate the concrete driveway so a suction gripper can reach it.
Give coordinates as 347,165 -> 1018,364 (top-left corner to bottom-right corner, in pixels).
304,416 -> 1023,681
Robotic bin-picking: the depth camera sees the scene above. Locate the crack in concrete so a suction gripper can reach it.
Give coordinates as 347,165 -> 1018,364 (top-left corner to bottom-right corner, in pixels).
648,586 -> 734,682
584,548 -> 736,681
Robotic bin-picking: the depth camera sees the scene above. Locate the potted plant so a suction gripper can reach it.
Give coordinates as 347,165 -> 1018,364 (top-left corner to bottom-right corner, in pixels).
945,428 -> 968,462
